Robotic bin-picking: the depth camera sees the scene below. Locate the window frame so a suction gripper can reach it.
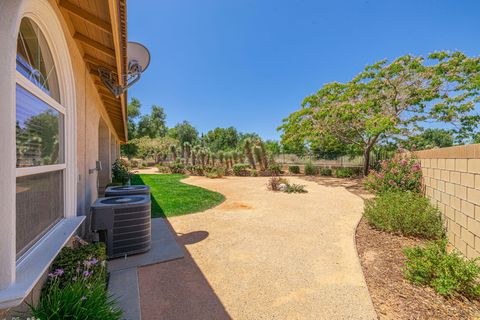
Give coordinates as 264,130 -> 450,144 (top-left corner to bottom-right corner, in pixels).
13,14 -> 77,262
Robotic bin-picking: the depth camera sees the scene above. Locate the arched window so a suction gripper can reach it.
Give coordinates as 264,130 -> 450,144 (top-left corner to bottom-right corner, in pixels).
15,17 -> 66,257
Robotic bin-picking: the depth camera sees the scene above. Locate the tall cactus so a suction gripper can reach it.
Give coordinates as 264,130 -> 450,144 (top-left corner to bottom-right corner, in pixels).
258,141 -> 269,170
243,138 -> 256,169
183,142 -> 191,165
170,144 -> 177,162
218,151 -> 225,165
253,145 -> 265,171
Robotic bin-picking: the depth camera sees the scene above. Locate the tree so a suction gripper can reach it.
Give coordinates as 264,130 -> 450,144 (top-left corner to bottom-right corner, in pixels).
183,141 -> 191,165
131,136 -> 178,164
401,129 -> 454,151
137,105 -> 168,138
204,127 -> 240,152
264,140 -> 282,156
127,97 -> 141,139
168,121 -> 198,146
279,52 -> 480,175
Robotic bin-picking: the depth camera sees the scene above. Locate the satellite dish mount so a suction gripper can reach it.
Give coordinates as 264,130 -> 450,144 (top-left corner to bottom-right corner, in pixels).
99,41 -> 150,98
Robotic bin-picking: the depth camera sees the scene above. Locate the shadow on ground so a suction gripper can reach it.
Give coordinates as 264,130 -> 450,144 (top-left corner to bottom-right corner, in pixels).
302,176 -> 373,200
137,209 -> 231,319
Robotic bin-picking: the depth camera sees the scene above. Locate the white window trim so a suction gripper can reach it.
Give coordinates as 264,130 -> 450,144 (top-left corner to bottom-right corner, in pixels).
0,0 -> 79,307
16,164 -> 66,177
15,72 -> 66,114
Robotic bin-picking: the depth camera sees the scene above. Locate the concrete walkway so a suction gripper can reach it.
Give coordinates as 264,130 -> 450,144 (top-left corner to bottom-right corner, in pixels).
138,176 -> 376,320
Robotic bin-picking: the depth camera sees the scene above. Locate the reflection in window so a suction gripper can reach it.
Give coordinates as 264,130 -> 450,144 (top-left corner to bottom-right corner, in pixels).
16,171 -> 64,256
16,85 -> 64,167
16,18 -> 60,102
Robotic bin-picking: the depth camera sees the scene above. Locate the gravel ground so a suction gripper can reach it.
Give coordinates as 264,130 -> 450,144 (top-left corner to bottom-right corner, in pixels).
138,176 -> 377,320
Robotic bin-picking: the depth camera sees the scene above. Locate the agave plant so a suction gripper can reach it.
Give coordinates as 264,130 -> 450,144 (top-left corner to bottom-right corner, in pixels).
243,138 -> 256,169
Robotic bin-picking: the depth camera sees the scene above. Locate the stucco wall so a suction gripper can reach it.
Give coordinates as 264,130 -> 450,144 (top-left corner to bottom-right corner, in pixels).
416,144 -> 480,258
0,0 -> 121,312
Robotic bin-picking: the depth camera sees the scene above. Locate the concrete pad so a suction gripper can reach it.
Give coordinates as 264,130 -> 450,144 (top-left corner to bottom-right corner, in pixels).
139,176 -> 377,320
108,218 -> 184,272
108,268 -> 141,320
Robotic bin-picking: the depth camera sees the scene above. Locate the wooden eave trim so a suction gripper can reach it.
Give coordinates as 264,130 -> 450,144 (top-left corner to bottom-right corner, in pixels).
58,0 -> 112,33
73,32 -> 115,57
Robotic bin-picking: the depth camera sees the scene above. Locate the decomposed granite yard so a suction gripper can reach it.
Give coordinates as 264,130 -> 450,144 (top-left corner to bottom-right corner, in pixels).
138,176 -> 377,320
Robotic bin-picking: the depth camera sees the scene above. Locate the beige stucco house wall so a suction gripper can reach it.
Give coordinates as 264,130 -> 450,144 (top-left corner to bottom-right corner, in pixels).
0,0 -> 128,313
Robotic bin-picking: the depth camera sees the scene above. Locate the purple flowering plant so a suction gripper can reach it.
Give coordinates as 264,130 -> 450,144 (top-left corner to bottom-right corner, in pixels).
365,153 -> 423,194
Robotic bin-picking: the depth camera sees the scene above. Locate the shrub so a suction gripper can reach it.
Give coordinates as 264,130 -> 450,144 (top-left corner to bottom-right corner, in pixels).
403,239 -> 480,298
111,159 -> 130,185
31,280 -> 122,320
269,163 -> 283,176
232,163 -> 250,176
285,184 -> 307,193
250,169 -> 258,177
334,167 -> 355,178
169,162 -> 185,174
288,165 -> 300,174
267,177 -> 289,191
364,191 -> 444,239
206,167 -> 225,179
48,242 -> 107,289
319,168 -> 332,176
304,163 -> 318,176
156,164 -> 170,173
365,153 -> 422,194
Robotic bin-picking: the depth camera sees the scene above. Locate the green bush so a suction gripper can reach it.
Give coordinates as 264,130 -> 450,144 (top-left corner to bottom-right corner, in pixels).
169,162 -> 185,174
250,169 -> 258,177
304,163 -> 317,176
365,154 -> 422,194
31,280 -> 122,320
288,165 -> 300,174
285,184 -> 308,193
232,163 -> 250,176
269,163 -> 283,176
48,242 -> 107,289
364,191 -> 444,239
404,239 -> 480,298
319,168 -> 332,176
111,159 -> 130,185
334,167 -> 355,178
206,167 -> 225,179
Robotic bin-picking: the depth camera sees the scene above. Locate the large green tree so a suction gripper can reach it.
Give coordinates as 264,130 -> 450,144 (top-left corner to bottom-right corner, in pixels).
401,128 -> 454,151
279,52 -> 480,175
168,121 -> 198,146
204,127 -> 240,152
127,97 -> 141,139
137,105 -> 168,138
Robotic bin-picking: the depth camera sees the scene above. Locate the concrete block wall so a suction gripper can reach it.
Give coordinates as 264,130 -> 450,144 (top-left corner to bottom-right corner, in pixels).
416,144 -> 480,258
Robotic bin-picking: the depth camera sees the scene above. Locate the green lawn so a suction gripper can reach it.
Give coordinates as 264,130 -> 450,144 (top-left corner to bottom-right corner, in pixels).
130,174 -> 225,218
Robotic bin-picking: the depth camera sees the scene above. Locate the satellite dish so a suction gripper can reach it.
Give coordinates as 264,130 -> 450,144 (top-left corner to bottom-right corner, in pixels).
128,42 -> 151,73
98,41 -> 151,97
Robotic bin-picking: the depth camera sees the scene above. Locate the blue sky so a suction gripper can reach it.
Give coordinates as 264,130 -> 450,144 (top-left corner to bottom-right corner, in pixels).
127,0 -> 479,140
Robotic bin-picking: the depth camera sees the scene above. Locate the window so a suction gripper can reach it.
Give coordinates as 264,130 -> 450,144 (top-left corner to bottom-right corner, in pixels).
15,18 -> 65,257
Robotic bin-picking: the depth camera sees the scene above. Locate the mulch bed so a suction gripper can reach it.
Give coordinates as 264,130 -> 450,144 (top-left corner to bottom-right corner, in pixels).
356,218 -> 480,319
304,175 -> 480,319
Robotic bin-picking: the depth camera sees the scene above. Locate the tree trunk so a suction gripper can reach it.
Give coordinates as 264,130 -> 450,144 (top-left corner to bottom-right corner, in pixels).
363,146 -> 372,176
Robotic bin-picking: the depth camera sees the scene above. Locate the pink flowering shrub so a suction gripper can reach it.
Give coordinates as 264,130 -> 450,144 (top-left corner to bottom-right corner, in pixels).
365,153 -> 423,194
